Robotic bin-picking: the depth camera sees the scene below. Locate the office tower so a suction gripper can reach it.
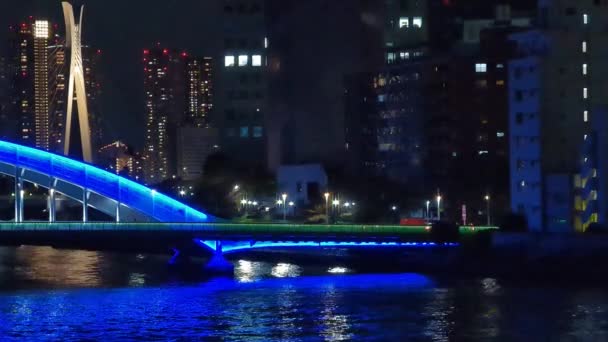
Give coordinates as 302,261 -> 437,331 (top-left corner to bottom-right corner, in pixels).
218,0 -> 267,167
265,0 -> 383,170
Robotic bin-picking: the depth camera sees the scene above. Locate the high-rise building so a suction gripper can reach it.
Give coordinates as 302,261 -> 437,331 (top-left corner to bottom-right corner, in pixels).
7,18 -> 56,149
509,0 -> 608,232
264,0 -> 383,170
218,0 -> 268,167
143,47 -> 214,184
48,42 -> 67,153
33,20 -> 50,151
0,56 -> 16,141
176,126 -> 219,181
98,140 -> 145,181
185,56 -> 213,127
143,47 -> 186,184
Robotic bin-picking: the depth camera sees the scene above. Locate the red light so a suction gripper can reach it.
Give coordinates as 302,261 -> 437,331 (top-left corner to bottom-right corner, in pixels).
143,49 -> 149,55
162,49 -> 169,55
181,52 -> 188,57
97,49 -> 101,54
21,23 -> 27,28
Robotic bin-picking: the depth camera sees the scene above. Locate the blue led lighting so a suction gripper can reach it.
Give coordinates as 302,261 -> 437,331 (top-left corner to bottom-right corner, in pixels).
196,239 -> 459,254
0,140 -> 210,222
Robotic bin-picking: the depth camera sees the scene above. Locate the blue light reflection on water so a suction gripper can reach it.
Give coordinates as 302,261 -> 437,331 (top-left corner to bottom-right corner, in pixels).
2,247 -> 608,341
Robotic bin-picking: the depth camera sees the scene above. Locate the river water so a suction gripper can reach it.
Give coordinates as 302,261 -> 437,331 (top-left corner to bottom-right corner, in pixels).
1,246 -> 608,341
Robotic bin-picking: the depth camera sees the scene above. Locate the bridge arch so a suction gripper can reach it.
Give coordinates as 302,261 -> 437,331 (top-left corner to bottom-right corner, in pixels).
0,140 -> 213,223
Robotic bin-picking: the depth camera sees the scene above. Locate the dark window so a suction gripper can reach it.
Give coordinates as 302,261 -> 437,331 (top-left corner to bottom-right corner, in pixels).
515,90 -> 524,101
565,7 -> 576,15
516,113 -> 524,124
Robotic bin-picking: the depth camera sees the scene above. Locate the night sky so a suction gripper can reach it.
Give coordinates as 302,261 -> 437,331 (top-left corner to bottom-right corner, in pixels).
0,0 -> 221,148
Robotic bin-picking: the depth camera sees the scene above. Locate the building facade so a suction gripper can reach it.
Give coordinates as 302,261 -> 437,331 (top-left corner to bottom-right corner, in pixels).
509,0 -> 608,231
217,0 -> 268,167
7,18 -> 55,149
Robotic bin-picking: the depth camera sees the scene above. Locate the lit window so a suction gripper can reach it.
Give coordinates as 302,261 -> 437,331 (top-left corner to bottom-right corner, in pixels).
252,55 -> 262,66
378,94 -> 386,102
224,56 -> 235,67
399,17 -> 409,28
413,17 -> 422,28
475,63 -> 487,73
478,150 -> 489,155
240,126 -> 249,138
584,87 -> 588,99
253,126 -> 263,138
583,14 -> 589,25
584,134 -> 588,140
264,37 -> 268,48
583,64 -> 587,75
387,52 -> 396,63
582,41 -> 587,53
399,51 -> 410,59
497,132 -> 505,138
496,64 -> 504,68
584,110 -> 588,122
238,55 -> 248,66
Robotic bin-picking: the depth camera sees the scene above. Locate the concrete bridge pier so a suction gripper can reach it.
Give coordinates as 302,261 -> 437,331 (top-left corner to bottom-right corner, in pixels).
196,240 -> 234,274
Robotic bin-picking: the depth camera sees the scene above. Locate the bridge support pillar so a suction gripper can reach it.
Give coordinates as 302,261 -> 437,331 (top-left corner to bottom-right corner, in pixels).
115,200 -> 120,223
82,189 -> 88,222
202,241 -> 234,274
48,188 -> 56,223
14,169 -> 23,223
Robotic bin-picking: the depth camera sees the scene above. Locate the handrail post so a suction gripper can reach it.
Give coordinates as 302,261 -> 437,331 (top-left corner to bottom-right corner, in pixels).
82,188 -> 88,222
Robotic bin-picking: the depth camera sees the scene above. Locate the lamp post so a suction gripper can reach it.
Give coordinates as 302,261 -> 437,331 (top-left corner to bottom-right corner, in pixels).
426,200 -> 430,219
289,201 -> 294,216
485,195 -> 491,225
332,199 -> 340,222
436,195 -> 442,221
282,193 -> 287,221
324,192 -> 330,224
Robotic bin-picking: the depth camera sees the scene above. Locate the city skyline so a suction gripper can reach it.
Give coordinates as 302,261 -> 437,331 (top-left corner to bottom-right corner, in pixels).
0,0 -> 220,148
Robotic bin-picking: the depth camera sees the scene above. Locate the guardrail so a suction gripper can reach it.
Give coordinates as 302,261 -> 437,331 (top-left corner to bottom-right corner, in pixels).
0,222 -> 498,236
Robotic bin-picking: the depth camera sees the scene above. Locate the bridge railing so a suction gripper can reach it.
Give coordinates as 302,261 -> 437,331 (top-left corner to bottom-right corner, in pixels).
0,222 -> 497,235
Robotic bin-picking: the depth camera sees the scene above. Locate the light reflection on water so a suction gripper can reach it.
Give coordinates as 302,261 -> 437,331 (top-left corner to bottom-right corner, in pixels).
1,246 -> 608,340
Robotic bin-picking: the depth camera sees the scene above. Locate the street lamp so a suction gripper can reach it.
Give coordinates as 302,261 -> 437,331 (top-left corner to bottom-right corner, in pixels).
234,184 -> 240,191
436,195 -> 442,221
426,200 -> 430,219
391,205 -> 397,211
324,192 -> 330,224
282,193 -> 288,220
485,195 -> 491,225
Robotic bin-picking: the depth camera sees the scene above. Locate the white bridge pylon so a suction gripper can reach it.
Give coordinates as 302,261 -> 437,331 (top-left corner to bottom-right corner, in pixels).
62,1 -> 93,163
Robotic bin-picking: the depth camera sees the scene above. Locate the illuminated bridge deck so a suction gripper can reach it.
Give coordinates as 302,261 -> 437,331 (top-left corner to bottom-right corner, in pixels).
0,222 -> 495,240
0,223 -> 497,256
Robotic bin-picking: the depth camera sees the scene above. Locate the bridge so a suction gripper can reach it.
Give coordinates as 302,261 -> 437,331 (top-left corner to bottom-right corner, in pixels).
0,140 -> 496,271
